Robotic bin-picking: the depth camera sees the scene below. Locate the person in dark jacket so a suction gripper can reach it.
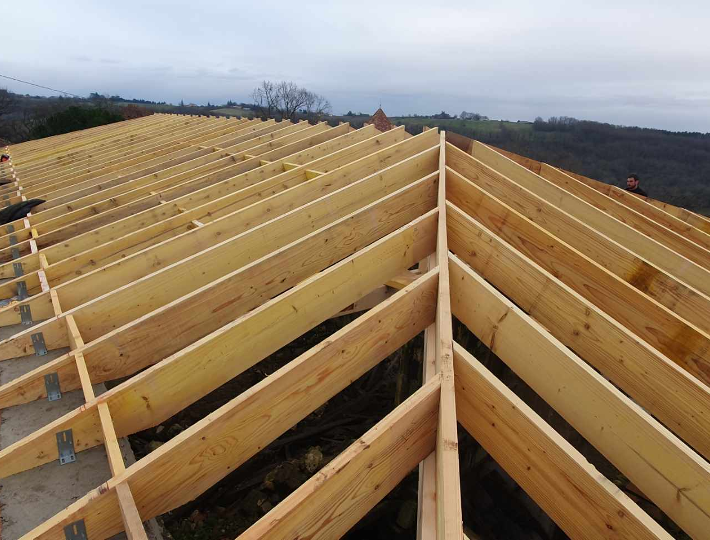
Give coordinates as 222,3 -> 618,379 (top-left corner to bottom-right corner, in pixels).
0,199 -> 45,225
625,173 -> 647,197
0,154 -> 9,163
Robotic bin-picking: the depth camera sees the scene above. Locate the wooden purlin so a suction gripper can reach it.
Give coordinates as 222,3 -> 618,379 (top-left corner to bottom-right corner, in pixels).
471,141 -> 710,297
0,131 -> 430,344
3,116 -> 708,539
485,141 -> 710,237
446,144 -> 710,338
445,163 -> 710,385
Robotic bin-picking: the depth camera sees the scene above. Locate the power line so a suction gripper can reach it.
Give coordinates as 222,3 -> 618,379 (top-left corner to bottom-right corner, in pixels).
0,74 -> 82,98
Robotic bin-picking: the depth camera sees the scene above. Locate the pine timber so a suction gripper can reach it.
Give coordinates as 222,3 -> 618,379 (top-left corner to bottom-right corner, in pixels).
21,270 -> 439,539
0,209 -> 438,477
471,141 -> 710,297
446,167 -> 710,385
450,253 -> 710,538
454,344 -> 670,540
5,116 -> 707,539
447,202 -> 710,460
446,143 -> 710,337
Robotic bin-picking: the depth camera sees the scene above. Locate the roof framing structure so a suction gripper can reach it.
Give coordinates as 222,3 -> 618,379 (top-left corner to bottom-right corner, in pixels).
0,114 -> 708,539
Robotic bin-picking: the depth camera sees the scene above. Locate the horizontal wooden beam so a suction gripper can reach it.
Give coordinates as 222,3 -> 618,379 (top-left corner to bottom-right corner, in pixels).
453,344 -> 669,539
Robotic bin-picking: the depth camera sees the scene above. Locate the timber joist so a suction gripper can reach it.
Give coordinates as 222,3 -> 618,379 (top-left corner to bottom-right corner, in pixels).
0,115 -> 707,539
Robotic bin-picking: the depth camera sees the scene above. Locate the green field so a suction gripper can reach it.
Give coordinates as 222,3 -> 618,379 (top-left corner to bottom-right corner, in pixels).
390,117 -> 533,133
211,107 -> 254,117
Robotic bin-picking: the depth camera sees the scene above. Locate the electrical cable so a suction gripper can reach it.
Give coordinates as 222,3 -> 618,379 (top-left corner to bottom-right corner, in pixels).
0,73 -> 81,98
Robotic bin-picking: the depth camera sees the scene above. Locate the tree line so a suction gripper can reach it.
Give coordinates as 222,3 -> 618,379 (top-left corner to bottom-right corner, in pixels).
401,115 -> 710,215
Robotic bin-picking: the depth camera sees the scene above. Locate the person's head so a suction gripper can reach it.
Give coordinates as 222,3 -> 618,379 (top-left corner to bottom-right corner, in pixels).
0,154 -> 9,163
627,173 -> 640,190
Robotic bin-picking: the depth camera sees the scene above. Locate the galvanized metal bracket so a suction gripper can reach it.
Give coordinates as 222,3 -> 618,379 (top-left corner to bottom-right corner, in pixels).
64,519 -> 87,540
17,281 -> 28,301
45,372 -> 61,401
6,223 -> 14,233
56,429 -> 76,465
9,234 -> 17,245
12,262 -> 23,276
31,332 -> 47,356
11,247 -> 20,260
19,303 -> 33,325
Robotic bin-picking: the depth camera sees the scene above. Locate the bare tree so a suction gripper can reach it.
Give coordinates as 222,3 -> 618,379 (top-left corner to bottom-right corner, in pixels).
275,81 -> 309,121
252,81 -> 330,122
304,91 -> 331,121
252,80 -> 277,119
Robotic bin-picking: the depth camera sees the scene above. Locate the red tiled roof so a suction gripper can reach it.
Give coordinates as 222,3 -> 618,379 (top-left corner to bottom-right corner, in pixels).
365,108 -> 395,132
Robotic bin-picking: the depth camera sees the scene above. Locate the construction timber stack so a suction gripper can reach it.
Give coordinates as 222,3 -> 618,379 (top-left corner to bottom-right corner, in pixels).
0,113 -> 707,539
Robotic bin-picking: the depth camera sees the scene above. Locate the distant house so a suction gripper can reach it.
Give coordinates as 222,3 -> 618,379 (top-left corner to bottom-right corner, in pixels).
365,108 -> 395,132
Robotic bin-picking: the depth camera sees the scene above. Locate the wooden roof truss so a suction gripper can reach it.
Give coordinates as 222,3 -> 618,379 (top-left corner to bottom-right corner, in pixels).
0,114 -> 708,539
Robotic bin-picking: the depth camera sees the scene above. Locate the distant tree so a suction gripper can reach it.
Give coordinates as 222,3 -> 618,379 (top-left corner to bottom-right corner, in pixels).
31,106 -> 123,139
179,99 -> 185,107
0,89 -> 15,118
303,90 -> 331,121
121,104 -> 153,120
252,80 -> 277,119
252,80 -> 330,121
461,111 -> 489,121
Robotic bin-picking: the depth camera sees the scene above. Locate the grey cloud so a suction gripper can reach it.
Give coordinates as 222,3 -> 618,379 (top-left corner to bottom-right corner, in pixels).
1,0 -> 709,132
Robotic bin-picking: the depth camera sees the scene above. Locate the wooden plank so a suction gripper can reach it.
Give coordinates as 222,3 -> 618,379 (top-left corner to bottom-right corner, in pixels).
417,256 -> 437,540
446,145 -> 710,337
0,125 -> 386,280
0,142 -> 438,358
0,171 -> 437,410
561,166 -> 710,235
434,132 -> 462,539
74,352 -> 95,403
453,344 -> 669,540
242,377 -> 440,540
481,143 -> 710,249
20,264 -> 439,540
49,289 -> 62,317
450,254 -> 710,538
538,163 -> 710,267
98,403 -> 124,476
447,202 -> 710,460
0,211 -> 437,478
35,123 -> 337,213
0,129 -> 426,324
116,483 -> 149,540
471,141 -> 710,297
446,168 -> 710,385
549,166 -> 710,250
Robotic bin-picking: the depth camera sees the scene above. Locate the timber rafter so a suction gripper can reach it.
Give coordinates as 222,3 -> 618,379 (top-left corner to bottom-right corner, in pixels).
0,114 -> 706,539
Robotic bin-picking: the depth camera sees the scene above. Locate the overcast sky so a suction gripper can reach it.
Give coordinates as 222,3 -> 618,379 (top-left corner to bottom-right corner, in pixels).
2,0 -> 709,132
